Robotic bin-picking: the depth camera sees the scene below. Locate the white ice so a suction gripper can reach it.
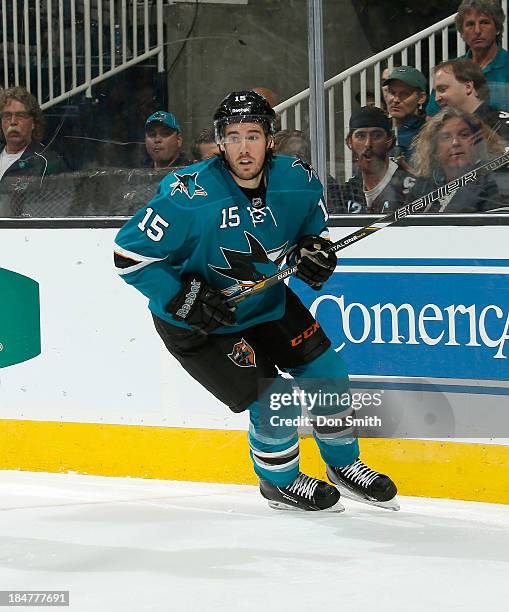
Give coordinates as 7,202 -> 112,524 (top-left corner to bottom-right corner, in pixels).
0,471 -> 508,612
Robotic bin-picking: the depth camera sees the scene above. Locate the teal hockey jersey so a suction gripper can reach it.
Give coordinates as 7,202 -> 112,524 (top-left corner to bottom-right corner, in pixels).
114,154 -> 329,333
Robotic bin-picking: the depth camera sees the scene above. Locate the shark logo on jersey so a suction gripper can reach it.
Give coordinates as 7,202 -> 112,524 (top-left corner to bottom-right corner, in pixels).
210,231 -> 289,296
346,199 -> 365,214
227,338 -> 256,368
170,172 -> 207,199
292,158 -> 315,182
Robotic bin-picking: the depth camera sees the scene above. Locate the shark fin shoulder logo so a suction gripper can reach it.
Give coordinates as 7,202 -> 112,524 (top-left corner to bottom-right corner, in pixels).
292,158 -> 316,182
170,171 -> 207,199
228,338 -> 256,368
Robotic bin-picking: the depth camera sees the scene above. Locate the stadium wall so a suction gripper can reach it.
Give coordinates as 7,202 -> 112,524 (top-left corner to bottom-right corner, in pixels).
0,222 -> 508,504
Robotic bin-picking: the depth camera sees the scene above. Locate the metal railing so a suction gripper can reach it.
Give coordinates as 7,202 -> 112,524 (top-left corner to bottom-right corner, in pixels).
274,2 -> 508,182
0,0 -> 164,110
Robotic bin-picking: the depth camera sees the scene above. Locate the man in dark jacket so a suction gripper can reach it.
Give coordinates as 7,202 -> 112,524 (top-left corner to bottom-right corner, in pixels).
409,107 -> 507,213
0,86 -> 68,216
143,111 -> 191,169
339,106 -> 416,214
433,58 -> 509,145
383,66 -> 427,163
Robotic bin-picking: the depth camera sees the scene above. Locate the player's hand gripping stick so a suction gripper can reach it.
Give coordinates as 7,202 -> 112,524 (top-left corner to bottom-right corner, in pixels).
167,274 -> 236,334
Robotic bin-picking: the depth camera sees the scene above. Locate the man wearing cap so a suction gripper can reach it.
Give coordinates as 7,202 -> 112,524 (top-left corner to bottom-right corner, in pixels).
384,66 -> 427,163
339,106 -> 416,214
144,111 -> 190,169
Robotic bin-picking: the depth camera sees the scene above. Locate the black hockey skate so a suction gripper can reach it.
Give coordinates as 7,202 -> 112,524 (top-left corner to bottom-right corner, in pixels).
260,472 -> 345,512
326,459 -> 399,511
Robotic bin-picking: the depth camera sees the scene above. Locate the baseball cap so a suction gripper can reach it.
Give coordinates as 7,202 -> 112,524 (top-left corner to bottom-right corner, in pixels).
349,106 -> 392,134
383,66 -> 427,91
145,111 -> 181,133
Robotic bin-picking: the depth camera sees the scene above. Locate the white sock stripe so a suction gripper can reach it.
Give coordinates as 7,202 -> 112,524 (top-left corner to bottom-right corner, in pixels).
253,454 -> 300,471
249,440 -> 299,459
314,427 -> 355,440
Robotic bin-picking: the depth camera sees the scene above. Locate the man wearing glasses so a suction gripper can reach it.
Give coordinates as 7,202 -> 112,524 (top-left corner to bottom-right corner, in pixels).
0,86 -> 67,215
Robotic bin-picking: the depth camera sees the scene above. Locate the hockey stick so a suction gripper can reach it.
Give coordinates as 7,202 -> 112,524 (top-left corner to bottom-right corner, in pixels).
227,150 -> 509,306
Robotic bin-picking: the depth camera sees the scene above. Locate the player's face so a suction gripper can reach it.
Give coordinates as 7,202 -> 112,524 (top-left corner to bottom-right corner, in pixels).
461,10 -> 498,53
434,68 -> 472,110
387,81 -> 426,120
221,122 -> 272,187
1,98 -> 34,153
436,117 -> 477,180
347,127 -> 392,173
145,124 -> 183,168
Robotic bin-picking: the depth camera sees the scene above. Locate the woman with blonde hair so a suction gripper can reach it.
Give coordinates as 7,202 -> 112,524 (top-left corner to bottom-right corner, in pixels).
409,107 -> 506,212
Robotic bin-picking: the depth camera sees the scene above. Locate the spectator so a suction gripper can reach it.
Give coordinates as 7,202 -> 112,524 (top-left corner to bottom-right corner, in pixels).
144,111 -> 190,169
191,127 -> 219,162
272,129 -> 343,214
251,87 -> 282,131
273,129 -> 310,158
433,58 -> 509,141
0,86 -> 69,216
355,90 -> 377,108
0,86 -> 66,183
427,0 -> 509,116
383,66 -> 427,162
381,65 -> 401,113
410,107 -> 505,212
339,106 -> 416,214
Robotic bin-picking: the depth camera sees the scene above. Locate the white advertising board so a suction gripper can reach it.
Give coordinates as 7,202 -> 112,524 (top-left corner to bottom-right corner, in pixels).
0,223 -> 507,444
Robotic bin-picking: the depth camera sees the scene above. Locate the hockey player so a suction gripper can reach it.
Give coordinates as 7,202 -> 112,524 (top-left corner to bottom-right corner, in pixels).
114,90 -> 398,512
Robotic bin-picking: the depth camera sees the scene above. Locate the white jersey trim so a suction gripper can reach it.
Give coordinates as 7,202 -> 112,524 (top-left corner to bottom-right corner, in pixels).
113,243 -> 167,275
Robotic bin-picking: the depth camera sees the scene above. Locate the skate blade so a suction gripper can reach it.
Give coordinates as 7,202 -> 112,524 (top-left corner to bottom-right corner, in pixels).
331,483 -> 400,511
267,499 -> 345,513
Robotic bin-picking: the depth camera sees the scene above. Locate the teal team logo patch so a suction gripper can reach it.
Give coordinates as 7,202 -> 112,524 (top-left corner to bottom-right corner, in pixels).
0,267 -> 41,368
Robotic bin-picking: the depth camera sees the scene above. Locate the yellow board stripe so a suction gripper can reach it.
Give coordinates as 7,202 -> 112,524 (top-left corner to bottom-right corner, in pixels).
1,419 -> 508,504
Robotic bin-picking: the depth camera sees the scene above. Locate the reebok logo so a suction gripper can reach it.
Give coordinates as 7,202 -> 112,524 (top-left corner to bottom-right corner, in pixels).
0,267 -> 41,368
176,279 -> 201,319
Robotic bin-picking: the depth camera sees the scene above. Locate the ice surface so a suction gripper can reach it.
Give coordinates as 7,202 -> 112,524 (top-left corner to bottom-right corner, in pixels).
0,471 -> 508,612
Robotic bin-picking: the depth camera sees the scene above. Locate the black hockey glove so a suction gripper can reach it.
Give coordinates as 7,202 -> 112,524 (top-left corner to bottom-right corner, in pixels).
291,235 -> 337,290
167,274 -> 236,333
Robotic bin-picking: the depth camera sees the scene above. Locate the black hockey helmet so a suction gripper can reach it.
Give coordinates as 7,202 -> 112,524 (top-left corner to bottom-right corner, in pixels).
213,90 -> 277,142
